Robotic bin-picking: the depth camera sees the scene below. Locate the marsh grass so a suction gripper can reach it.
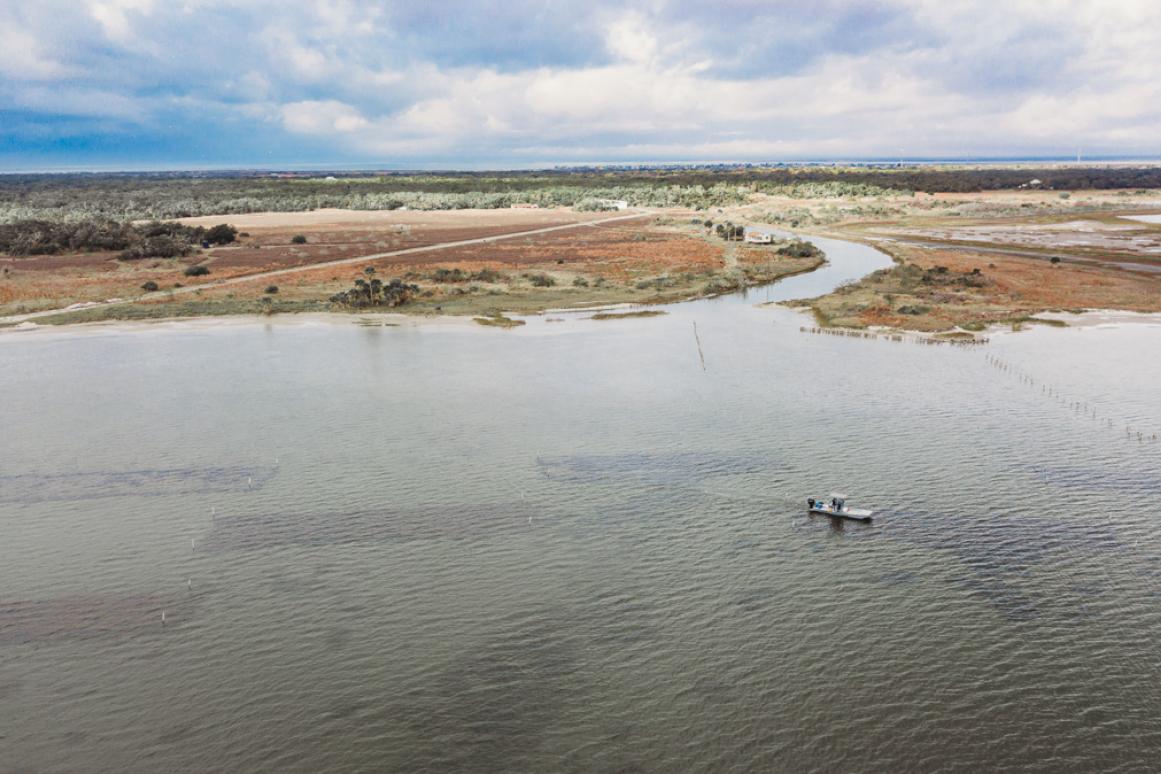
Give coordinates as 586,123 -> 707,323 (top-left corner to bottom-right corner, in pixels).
474,313 -> 525,328
590,310 -> 668,320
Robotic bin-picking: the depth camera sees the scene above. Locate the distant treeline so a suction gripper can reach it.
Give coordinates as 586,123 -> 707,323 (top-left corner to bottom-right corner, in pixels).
2,166 -> 1160,222
0,219 -> 236,257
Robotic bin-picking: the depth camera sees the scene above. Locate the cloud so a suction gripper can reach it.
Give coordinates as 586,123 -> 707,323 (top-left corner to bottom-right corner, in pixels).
89,0 -> 155,44
605,13 -> 659,66
0,25 -> 75,79
280,100 -> 370,134
2,0 -> 1161,167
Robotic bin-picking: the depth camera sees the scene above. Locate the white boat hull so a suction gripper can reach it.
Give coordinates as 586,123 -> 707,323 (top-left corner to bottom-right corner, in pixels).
808,505 -> 874,522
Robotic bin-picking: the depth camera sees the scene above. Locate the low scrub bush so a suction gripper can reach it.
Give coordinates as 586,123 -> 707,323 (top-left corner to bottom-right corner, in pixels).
776,240 -> 822,258
525,273 -> 556,287
431,267 -> 468,283
470,268 -> 502,282
897,304 -> 931,315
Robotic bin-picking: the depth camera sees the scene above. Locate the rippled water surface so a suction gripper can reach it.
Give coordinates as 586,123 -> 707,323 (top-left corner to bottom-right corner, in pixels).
2,237 -> 1161,773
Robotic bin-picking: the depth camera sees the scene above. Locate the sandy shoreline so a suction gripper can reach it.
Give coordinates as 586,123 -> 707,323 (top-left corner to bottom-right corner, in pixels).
6,302 -> 1161,344
0,311 -> 486,340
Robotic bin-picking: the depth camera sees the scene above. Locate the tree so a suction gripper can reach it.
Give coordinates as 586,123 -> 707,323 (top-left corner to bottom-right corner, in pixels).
205,224 -> 237,245
329,275 -> 418,309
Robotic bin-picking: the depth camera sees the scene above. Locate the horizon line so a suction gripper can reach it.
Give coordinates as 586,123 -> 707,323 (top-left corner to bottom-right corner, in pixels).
4,155 -> 1161,176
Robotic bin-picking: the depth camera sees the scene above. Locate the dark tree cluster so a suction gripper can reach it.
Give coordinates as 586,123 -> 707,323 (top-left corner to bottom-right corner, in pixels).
0,219 -> 138,255
715,222 -> 745,240
0,218 -> 237,258
329,268 -> 419,308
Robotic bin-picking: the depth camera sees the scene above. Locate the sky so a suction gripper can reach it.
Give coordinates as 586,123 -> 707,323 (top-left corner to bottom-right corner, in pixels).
2,0 -> 1160,170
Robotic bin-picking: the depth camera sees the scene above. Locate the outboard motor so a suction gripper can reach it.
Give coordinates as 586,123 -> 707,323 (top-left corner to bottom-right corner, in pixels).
807,498 -> 816,508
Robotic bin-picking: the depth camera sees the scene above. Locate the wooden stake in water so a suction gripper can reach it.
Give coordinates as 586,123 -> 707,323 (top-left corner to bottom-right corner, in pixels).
692,322 -> 707,372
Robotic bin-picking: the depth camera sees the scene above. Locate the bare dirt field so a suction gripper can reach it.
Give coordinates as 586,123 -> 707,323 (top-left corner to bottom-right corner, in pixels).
186,208 -> 614,274
390,218 -> 720,276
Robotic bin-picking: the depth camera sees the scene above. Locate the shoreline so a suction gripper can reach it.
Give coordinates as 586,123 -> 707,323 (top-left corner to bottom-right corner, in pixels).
7,278 -> 1161,343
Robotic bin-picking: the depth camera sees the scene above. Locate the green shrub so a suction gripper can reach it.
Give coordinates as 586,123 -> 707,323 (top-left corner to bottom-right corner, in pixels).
265,285 -> 279,294
897,304 -> 931,315
329,277 -> 419,308
470,268 -> 502,282
431,267 -> 467,283
291,234 -> 307,244
205,224 -> 237,245
526,273 -> 556,287
776,240 -> 822,258
140,280 -> 159,292
119,235 -> 196,260
183,265 -> 210,277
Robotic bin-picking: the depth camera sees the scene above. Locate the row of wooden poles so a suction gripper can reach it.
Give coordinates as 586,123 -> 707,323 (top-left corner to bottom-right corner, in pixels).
163,472 -> 262,627
798,326 -> 989,346
795,324 -> 1155,442
985,353 -> 1159,444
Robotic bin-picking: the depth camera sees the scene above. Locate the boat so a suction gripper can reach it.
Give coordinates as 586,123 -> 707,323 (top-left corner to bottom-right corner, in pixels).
807,494 -> 873,522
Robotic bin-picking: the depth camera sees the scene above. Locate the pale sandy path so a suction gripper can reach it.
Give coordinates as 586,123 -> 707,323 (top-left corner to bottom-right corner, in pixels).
1,210 -> 648,324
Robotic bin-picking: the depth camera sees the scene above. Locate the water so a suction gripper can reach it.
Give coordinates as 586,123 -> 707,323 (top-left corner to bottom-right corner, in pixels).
2,237 -> 1161,772
1124,214 -> 1161,224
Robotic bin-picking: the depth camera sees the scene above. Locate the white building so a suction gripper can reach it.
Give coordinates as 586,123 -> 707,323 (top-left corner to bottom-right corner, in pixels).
744,229 -> 773,244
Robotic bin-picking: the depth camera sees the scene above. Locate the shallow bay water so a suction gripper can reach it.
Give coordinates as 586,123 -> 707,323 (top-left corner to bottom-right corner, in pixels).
2,236 -> 1161,772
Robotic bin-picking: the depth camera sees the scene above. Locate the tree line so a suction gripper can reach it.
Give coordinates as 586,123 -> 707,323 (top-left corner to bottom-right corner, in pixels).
3,165 -> 1160,224
0,219 -> 236,257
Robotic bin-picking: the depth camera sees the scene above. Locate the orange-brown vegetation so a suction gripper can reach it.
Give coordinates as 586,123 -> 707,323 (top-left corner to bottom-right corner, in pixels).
387,220 -> 722,279
810,242 -> 1161,331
